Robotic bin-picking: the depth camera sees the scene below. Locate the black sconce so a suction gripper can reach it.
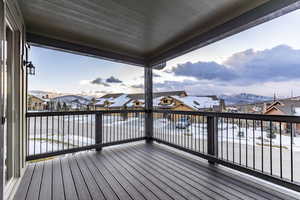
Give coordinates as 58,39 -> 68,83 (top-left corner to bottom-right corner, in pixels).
24,44 -> 36,75
25,61 -> 35,75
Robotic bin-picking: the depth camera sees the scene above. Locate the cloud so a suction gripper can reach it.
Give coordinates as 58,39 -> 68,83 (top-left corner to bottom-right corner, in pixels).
153,73 -> 161,78
170,45 -> 300,85
131,84 -> 144,89
106,76 -> 122,83
140,72 -> 161,79
90,78 -> 110,87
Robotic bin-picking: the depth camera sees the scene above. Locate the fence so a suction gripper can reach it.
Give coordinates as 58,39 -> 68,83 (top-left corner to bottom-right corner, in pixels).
26,110 -> 145,160
153,110 -> 300,191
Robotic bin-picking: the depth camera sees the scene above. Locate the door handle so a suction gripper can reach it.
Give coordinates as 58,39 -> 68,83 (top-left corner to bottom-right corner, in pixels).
1,116 -> 6,125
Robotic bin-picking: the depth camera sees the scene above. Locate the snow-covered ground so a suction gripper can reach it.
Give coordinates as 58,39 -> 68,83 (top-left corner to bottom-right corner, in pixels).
28,116 -> 144,155
153,118 -> 300,151
28,116 -> 300,154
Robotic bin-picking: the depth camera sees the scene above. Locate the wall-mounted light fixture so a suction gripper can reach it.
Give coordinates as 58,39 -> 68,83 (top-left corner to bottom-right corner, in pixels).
24,43 -> 36,75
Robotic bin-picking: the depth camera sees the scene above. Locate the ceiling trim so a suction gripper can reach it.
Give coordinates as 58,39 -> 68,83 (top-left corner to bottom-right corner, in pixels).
148,0 -> 300,66
26,32 -> 147,67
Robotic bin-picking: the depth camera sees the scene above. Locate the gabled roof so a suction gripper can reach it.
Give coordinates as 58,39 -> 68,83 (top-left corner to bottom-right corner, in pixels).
172,96 -> 219,110
108,94 -> 131,108
18,0 -> 299,67
265,100 -> 300,116
101,91 -> 187,100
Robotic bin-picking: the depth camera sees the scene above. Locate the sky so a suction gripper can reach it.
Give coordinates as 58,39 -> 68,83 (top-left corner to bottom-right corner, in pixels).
29,9 -> 300,98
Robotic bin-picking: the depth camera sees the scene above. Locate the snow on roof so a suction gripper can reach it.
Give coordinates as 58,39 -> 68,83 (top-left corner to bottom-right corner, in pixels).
172,96 -> 219,110
109,94 -> 131,107
153,97 -> 163,107
95,97 -> 113,105
294,107 -> 300,116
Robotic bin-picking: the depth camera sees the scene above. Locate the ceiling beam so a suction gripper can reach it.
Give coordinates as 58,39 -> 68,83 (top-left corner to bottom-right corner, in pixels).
148,0 -> 300,67
26,32 -> 147,67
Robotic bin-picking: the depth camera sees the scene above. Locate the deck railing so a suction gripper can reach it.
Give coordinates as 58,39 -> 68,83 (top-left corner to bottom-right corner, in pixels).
153,110 -> 300,192
26,110 -> 145,160
26,109 -> 300,191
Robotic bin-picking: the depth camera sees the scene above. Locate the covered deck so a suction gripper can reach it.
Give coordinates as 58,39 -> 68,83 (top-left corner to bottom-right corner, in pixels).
14,142 -> 298,200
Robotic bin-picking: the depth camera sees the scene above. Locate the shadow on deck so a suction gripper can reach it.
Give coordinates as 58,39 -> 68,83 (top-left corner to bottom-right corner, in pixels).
14,142 -> 298,200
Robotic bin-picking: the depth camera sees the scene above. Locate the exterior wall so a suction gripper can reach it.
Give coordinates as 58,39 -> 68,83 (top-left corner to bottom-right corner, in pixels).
264,108 -> 283,115
0,2 -> 5,199
0,0 -> 25,199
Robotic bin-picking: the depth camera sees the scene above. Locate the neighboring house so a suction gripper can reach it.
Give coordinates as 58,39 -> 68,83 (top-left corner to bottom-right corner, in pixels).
27,94 -> 49,111
264,100 -> 300,135
154,95 -> 224,112
229,102 -> 265,114
93,91 -> 188,110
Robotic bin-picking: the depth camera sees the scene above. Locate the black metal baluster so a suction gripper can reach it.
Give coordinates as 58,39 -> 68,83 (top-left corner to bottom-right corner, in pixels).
52,116 -> 54,152
58,115 -> 60,150
203,116 -> 205,153
221,117 -> 223,159
40,116 -> 42,154
233,118 -> 235,163
68,115 -> 70,149
86,114 -> 88,145
110,113 -> 112,143
46,116 -> 49,153
280,122 -> 282,179
253,120 -> 255,170
261,120 -> 264,173
291,122 -> 294,182
246,119 -> 248,167
73,115 -> 75,147
82,114 -> 84,147
27,117 -> 30,156
270,121 -> 273,175
34,116 -> 36,155
62,115 -> 65,150
226,117 -> 229,161
239,118 -> 241,165
77,115 -> 80,147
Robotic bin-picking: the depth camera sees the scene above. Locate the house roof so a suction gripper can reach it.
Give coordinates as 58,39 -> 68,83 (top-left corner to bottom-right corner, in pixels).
101,91 -> 187,100
172,96 -> 219,110
18,0 -> 299,67
265,100 -> 300,116
108,94 -> 131,108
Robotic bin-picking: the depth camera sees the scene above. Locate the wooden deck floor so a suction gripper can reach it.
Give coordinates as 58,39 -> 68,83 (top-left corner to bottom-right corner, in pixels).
14,142 -> 297,200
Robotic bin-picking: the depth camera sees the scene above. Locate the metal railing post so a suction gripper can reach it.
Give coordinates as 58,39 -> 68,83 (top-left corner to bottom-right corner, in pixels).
95,112 -> 103,151
207,116 -> 218,164
144,67 -> 153,143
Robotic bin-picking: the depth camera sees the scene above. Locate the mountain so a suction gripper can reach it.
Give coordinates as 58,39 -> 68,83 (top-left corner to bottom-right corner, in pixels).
219,93 -> 273,105
52,95 -> 92,105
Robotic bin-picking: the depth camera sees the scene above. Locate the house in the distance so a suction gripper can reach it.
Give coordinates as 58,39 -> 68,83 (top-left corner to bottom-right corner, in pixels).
154,95 -> 225,112
264,100 -> 300,135
27,94 -> 49,111
93,91 -> 187,110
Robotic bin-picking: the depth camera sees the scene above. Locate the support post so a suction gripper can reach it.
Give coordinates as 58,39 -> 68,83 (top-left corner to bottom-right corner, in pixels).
207,116 -> 218,164
144,67 -> 153,143
95,112 -> 102,151
0,2 -> 5,199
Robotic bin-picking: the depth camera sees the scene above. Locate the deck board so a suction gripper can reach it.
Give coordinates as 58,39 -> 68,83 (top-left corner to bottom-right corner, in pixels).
14,143 -> 298,200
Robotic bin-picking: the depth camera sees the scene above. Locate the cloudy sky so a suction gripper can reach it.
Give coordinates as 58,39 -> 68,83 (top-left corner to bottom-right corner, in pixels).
29,9 -> 300,97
